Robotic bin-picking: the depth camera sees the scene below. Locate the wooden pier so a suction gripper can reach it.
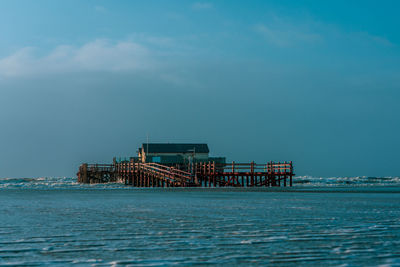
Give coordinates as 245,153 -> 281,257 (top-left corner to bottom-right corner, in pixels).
77,160 -> 294,187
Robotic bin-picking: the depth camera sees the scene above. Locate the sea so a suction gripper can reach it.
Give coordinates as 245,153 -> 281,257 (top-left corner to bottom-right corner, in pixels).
0,176 -> 399,266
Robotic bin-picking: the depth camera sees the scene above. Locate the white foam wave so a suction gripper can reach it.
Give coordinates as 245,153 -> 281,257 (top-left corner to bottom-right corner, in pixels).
294,176 -> 400,186
0,177 -> 127,189
0,176 -> 399,189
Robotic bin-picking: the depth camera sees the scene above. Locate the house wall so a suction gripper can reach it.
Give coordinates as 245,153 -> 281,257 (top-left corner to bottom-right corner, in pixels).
139,150 -> 209,163
147,152 -> 208,159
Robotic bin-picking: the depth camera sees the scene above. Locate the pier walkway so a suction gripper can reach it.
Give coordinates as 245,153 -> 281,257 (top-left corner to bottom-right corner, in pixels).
77,161 -> 294,187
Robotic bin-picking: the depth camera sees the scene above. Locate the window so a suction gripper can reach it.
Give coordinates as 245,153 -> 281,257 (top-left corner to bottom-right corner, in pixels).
152,156 -> 161,163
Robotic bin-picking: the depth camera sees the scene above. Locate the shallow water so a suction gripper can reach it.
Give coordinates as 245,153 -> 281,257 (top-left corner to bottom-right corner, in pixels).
1,187 -> 400,266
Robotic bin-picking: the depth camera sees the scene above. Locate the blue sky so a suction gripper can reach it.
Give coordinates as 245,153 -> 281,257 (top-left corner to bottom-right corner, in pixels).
0,1 -> 399,177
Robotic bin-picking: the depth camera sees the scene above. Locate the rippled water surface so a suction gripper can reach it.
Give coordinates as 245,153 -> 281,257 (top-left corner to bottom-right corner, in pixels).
1,186 -> 400,266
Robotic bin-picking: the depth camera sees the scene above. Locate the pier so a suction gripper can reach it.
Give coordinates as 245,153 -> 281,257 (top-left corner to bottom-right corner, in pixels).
77,161 -> 294,187
77,143 -> 294,187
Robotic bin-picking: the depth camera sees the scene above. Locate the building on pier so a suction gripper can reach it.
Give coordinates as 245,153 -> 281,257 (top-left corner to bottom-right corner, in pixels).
138,143 -> 225,164
77,142 -> 294,187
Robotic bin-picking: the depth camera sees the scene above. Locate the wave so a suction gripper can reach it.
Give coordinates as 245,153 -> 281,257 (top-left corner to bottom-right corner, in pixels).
0,176 -> 399,189
294,176 -> 400,186
0,177 -> 127,189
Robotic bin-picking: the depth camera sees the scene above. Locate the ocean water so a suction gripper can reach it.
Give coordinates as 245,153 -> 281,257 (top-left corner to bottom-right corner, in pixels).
1,177 -> 400,266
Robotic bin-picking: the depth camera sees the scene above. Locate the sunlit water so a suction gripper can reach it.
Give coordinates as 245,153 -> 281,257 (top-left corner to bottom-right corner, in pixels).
1,177 -> 400,266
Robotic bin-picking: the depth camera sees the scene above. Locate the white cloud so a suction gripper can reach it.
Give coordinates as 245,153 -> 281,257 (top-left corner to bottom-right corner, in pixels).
254,23 -> 322,47
94,5 -> 107,13
254,15 -> 394,48
192,2 -> 213,10
353,32 -> 394,47
0,40 -> 153,78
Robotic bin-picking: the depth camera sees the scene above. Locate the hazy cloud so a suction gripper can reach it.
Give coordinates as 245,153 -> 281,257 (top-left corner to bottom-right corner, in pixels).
192,2 -> 213,10
254,23 -> 322,47
353,32 -> 394,47
255,15 -> 394,48
94,5 -> 107,13
0,40 -> 153,78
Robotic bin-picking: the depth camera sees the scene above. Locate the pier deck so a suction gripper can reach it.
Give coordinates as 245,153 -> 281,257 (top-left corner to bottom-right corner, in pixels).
77,161 -> 294,187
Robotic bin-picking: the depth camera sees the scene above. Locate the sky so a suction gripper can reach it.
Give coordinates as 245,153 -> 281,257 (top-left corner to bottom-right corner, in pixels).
0,0 -> 399,178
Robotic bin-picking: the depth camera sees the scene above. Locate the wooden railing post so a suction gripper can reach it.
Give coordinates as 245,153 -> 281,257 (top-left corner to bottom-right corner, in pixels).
290,161 -> 293,187
212,161 -> 216,187
79,159 -> 294,188
283,161 -> 287,187
251,161 -> 254,186
208,161 -> 211,187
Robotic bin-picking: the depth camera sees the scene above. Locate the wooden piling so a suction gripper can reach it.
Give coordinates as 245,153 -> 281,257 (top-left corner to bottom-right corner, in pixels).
79,160 -> 294,188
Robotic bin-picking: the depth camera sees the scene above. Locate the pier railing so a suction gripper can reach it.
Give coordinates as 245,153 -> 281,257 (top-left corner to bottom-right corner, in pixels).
78,161 -> 294,187
192,161 -> 294,187
138,163 -> 193,186
194,161 -> 293,174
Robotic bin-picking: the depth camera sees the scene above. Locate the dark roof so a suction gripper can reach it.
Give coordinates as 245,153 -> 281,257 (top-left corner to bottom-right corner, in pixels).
142,143 -> 209,154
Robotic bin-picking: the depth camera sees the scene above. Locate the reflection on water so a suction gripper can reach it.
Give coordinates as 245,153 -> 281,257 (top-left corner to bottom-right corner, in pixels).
0,188 -> 400,266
